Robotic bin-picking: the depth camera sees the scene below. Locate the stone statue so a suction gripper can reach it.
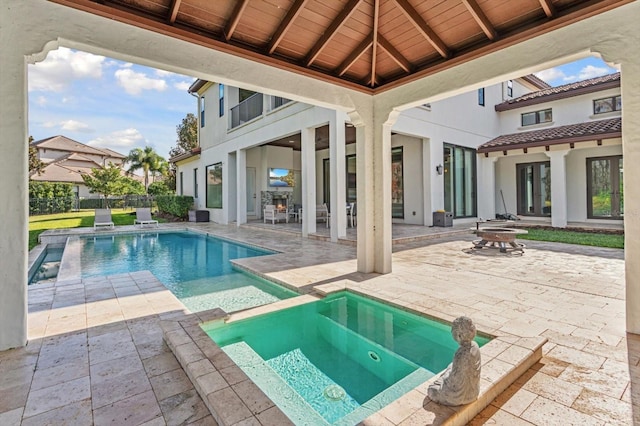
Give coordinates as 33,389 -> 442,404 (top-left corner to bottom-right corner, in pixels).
427,316 -> 481,406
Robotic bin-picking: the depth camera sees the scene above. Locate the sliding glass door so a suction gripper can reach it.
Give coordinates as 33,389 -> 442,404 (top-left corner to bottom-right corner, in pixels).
443,144 -> 476,218
587,156 -> 623,219
516,162 -> 551,216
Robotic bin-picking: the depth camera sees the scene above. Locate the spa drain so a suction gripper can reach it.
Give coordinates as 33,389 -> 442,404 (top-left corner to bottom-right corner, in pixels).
323,384 -> 346,401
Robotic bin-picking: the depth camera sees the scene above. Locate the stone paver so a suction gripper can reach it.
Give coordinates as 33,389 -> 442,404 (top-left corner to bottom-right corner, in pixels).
0,223 -> 630,425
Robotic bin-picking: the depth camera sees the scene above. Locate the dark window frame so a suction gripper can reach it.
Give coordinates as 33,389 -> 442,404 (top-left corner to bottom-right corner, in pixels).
206,163 -> 223,209
521,108 -> 552,126
194,168 -> 198,199
516,161 -> 551,217
218,84 -> 224,117
587,155 -> 623,219
593,95 -> 622,114
478,88 -> 485,106
200,96 -> 205,127
443,143 -> 477,219
507,80 -> 513,97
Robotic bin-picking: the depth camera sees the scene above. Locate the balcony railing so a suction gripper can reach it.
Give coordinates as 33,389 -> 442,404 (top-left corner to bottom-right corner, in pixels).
270,96 -> 292,110
230,93 -> 263,128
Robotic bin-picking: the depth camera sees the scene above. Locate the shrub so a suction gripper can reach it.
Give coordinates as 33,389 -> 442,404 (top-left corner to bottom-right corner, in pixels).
156,195 -> 194,218
28,181 -> 75,214
147,181 -> 173,196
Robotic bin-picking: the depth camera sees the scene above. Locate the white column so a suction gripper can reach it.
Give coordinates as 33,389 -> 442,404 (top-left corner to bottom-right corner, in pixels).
329,112 -> 346,241
236,149 -> 247,226
545,150 -> 569,228
0,44 -> 28,350
351,106 -> 398,274
301,127 -> 316,237
422,138 -> 432,226
478,156 -> 498,221
620,59 -> 640,333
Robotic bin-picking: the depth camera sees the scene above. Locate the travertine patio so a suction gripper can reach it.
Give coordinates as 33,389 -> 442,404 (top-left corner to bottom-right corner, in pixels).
1,223 -> 635,425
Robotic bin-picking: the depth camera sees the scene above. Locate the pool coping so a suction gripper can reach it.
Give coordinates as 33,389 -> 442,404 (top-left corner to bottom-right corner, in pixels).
161,290 -> 546,426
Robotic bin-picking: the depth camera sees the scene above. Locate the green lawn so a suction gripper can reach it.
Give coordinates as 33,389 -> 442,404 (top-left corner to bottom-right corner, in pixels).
29,209 -> 166,250
517,228 -> 624,249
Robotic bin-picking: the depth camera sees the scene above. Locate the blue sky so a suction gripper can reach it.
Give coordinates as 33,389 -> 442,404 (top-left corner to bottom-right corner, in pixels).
28,50 -> 618,160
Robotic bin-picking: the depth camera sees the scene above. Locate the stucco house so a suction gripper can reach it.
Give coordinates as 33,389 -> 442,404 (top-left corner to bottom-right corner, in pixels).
172,72 -> 622,237
30,135 -> 129,198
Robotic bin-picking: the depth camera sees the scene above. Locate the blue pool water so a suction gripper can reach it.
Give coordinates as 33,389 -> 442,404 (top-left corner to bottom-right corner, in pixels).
74,232 -> 297,312
204,292 -> 490,425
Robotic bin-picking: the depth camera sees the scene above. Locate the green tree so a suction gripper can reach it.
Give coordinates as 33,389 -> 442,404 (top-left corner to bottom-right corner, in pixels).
82,164 -> 125,207
169,112 -> 198,158
29,136 -> 45,176
126,146 -> 166,191
147,181 -> 173,196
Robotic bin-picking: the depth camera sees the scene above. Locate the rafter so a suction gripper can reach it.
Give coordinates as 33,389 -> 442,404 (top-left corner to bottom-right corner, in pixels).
167,0 -> 181,24
462,0 -> 497,40
268,0 -> 308,54
370,0 -> 380,87
393,0 -> 450,59
337,33 -> 373,76
224,0 -> 250,41
539,0 -> 556,17
378,35 -> 412,73
305,0 -> 363,67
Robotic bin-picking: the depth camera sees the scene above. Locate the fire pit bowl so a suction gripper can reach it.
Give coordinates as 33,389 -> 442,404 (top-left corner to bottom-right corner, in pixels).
473,228 -> 528,253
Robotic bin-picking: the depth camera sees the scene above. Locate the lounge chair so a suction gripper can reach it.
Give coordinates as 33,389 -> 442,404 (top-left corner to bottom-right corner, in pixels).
94,209 -> 114,230
135,208 -> 159,227
264,204 -> 288,224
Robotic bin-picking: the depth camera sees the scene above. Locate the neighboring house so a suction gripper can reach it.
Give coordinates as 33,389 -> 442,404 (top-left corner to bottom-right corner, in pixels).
171,72 -> 622,238
30,135 -> 129,198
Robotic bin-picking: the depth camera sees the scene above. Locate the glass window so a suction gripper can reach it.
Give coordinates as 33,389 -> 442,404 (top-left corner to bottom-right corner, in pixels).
219,84 -> 224,117
391,147 -> 404,219
516,162 -> 551,216
521,108 -> 552,126
206,163 -> 223,208
346,155 -> 357,203
200,96 -> 205,127
194,168 -> 198,199
323,159 -> 330,204
594,95 -> 622,114
507,80 -> 513,97
587,156 -> 623,219
179,172 -> 183,195
443,144 -> 476,218
478,88 -> 485,106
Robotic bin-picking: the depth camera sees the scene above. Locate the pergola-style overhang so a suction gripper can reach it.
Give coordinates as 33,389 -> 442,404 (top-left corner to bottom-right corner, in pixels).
50,0 -> 631,92
1,0 -> 639,354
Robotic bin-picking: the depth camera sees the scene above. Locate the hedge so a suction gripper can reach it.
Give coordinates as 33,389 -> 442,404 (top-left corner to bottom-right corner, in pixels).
156,195 -> 194,218
29,182 -> 74,214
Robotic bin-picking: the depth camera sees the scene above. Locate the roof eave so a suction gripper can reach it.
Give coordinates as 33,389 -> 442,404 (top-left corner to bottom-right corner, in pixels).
477,131 -> 622,153
169,147 -> 201,163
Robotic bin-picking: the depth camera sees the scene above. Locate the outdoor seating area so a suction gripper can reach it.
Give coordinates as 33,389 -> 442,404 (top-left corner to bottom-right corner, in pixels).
134,208 -> 158,227
93,209 -> 114,230
6,223 -> 632,425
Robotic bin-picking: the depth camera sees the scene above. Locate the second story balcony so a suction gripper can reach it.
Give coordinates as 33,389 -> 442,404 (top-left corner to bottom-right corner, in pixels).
231,92 -> 263,128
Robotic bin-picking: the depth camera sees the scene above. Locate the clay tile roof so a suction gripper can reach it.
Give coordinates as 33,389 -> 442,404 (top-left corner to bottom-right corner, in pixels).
31,135 -> 110,156
477,117 -> 621,153
495,72 -> 620,111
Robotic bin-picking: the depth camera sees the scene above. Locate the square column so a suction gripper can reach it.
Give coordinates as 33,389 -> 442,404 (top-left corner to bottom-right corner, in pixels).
301,127 -> 316,237
545,150 -> 570,228
236,149 -> 247,226
329,112 -> 347,241
478,156 -> 498,221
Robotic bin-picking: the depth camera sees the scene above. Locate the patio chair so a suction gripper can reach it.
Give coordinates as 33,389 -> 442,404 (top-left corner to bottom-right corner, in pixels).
134,207 -> 159,227
317,204 -> 330,228
348,202 -> 357,227
94,209 -> 114,230
264,204 -> 288,224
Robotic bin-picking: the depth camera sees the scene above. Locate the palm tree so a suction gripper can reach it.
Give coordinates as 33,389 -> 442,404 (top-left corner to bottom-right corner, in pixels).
126,146 -> 165,191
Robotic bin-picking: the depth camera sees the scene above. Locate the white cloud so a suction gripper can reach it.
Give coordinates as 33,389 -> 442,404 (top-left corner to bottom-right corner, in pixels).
35,96 -> 47,106
121,62 -> 134,68
174,81 -> 192,91
88,128 -> 146,149
114,69 -> 168,95
29,47 -> 105,92
578,65 -> 610,80
155,69 -> 176,77
60,120 -> 93,133
42,121 -> 57,128
534,67 -> 567,84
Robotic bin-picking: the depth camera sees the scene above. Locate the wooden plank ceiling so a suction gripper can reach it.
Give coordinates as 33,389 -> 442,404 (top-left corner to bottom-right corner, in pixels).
49,0 -> 630,93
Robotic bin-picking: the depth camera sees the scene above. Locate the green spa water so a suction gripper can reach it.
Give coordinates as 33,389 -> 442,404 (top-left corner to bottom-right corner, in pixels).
203,292 -> 490,425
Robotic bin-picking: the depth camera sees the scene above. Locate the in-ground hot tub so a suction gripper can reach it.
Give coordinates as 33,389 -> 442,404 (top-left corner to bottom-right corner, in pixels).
473,228 -> 528,253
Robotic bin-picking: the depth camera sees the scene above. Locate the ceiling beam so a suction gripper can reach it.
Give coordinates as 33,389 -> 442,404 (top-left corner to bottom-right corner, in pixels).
305,0 -> 363,67
539,0 -> 556,17
336,33 -> 373,76
462,0 -> 498,40
378,35 -> 412,73
393,0 -> 450,59
370,0 -> 380,87
167,0 -> 181,24
224,0 -> 250,41
267,0 -> 308,54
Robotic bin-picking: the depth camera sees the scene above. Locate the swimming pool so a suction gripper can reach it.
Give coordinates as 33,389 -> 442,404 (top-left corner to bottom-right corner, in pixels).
67,231 -> 297,312
29,244 -> 64,285
203,291 -> 490,425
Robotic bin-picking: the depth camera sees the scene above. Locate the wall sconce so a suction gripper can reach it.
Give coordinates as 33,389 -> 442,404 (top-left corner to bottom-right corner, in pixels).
436,164 -> 443,175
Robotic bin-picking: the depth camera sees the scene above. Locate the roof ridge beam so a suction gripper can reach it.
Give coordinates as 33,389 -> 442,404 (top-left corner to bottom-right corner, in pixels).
370,0 -> 380,87
167,0 -> 181,24
393,0 -> 450,59
337,32 -> 373,76
306,0 -> 363,67
539,0 -> 556,17
268,0 -> 309,54
378,35 -> 412,73
462,0 -> 498,41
